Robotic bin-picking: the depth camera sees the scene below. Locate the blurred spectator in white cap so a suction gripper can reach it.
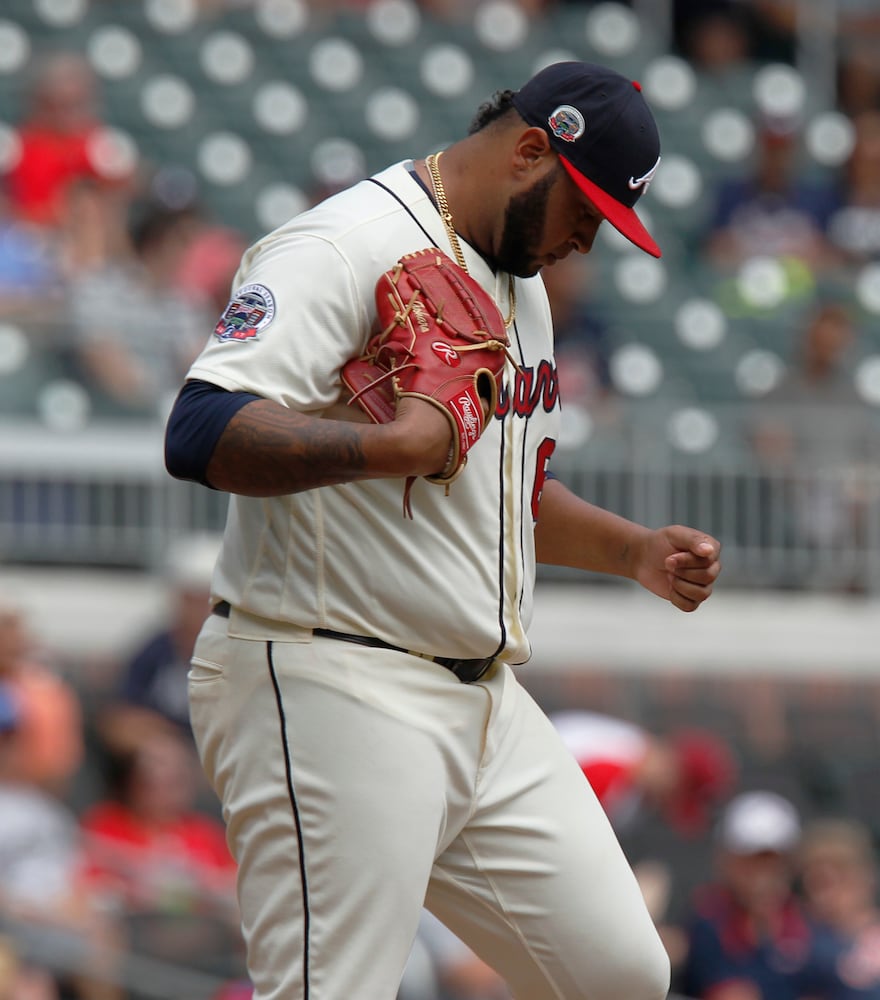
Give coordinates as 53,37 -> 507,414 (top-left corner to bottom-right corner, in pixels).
78,726 -> 242,980
97,532 -> 221,755
678,790 -> 820,1000
718,789 -> 802,854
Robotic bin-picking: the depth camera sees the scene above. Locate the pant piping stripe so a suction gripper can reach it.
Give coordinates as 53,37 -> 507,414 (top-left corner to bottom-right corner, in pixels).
266,640 -> 311,998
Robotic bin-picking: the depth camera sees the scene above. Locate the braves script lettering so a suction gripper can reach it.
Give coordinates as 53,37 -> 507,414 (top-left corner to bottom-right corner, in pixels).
496,360 -> 559,418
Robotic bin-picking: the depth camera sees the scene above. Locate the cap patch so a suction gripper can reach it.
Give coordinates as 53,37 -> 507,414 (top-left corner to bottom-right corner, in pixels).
548,105 -> 585,143
214,283 -> 276,342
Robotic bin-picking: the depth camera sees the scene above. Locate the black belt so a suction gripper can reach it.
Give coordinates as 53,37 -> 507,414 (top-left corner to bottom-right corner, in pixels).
211,601 -> 495,684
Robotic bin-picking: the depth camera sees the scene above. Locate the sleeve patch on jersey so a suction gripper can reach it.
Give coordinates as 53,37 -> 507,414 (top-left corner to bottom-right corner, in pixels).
214,283 -> 276,342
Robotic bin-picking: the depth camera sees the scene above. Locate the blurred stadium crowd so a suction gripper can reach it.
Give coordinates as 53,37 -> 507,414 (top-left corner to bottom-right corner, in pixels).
2,0 -> 880,585
1,0 -> 880,998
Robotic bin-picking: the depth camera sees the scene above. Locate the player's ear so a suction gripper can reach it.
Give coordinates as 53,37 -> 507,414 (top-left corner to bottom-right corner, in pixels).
511,126 -> 553,178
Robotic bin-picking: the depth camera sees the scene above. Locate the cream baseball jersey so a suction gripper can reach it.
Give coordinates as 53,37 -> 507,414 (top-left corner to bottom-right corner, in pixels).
187,161 -> 561,663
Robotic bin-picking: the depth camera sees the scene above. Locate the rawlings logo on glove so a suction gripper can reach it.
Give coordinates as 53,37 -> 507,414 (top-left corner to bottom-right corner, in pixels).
341,249 -> 513,517
432,342 -> 461,366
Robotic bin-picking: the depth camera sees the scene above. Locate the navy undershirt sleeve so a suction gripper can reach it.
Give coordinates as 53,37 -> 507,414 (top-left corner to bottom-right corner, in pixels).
164,379 -> 262,487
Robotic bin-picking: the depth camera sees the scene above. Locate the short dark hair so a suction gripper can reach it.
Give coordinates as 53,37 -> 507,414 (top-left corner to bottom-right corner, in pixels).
468,89 -> 519,134
128,203 -> 196,254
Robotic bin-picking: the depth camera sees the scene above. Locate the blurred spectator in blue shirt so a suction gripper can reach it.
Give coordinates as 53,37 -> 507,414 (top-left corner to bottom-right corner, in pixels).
0,189 -> 61,311
541,254 -> 614,413
799,818 -> 880,1000
98,533 -> 221,755
704,112 -> 840,273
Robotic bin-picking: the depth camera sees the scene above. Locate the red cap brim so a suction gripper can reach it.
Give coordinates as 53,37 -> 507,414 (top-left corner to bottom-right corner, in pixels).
559,155 -> 661,258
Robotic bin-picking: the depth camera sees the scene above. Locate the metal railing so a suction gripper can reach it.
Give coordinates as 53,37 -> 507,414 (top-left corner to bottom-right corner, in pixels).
2,413 -> 879,592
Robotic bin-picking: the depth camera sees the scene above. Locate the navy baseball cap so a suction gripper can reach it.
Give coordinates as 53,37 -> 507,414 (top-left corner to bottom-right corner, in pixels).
512,61 -> 662,258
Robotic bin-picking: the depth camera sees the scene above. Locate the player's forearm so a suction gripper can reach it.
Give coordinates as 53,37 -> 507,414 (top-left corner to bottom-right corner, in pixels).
204,398 -> 439,496
534,478 -> 652,579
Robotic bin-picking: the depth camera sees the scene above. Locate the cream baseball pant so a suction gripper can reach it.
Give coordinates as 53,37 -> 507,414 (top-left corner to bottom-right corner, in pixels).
190,611 -> 670,1000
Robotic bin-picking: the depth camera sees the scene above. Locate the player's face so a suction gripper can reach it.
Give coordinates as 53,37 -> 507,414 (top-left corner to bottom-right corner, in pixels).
494,161 -> 604,278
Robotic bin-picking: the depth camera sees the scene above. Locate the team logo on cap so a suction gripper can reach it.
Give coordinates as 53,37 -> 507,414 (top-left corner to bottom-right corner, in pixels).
628,155 -> 661,193
214,283 -> 276,342
548,105 -> 585,143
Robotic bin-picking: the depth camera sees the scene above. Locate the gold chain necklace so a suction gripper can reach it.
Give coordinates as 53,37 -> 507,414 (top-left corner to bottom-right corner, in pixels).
426,151 -> 516,329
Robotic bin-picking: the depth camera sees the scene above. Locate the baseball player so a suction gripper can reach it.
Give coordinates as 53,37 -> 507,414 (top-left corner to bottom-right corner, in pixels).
165,62 -> 721,1000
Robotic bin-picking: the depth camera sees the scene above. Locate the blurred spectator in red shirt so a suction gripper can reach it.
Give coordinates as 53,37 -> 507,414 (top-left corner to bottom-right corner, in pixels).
211,979 -> 254,1000
81,728 -> 236,914
80,727 -> 242,977
5,53 -> 106,228
551,710 -> 738,977
173,217 -> 248,317
551,709 -> 737,838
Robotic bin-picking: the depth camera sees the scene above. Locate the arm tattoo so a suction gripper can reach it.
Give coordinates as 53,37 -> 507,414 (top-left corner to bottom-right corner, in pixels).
207,400 -> 368,496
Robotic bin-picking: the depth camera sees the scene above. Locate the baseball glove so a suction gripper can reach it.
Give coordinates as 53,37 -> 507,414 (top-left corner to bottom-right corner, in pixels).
342,248 -> 513,517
